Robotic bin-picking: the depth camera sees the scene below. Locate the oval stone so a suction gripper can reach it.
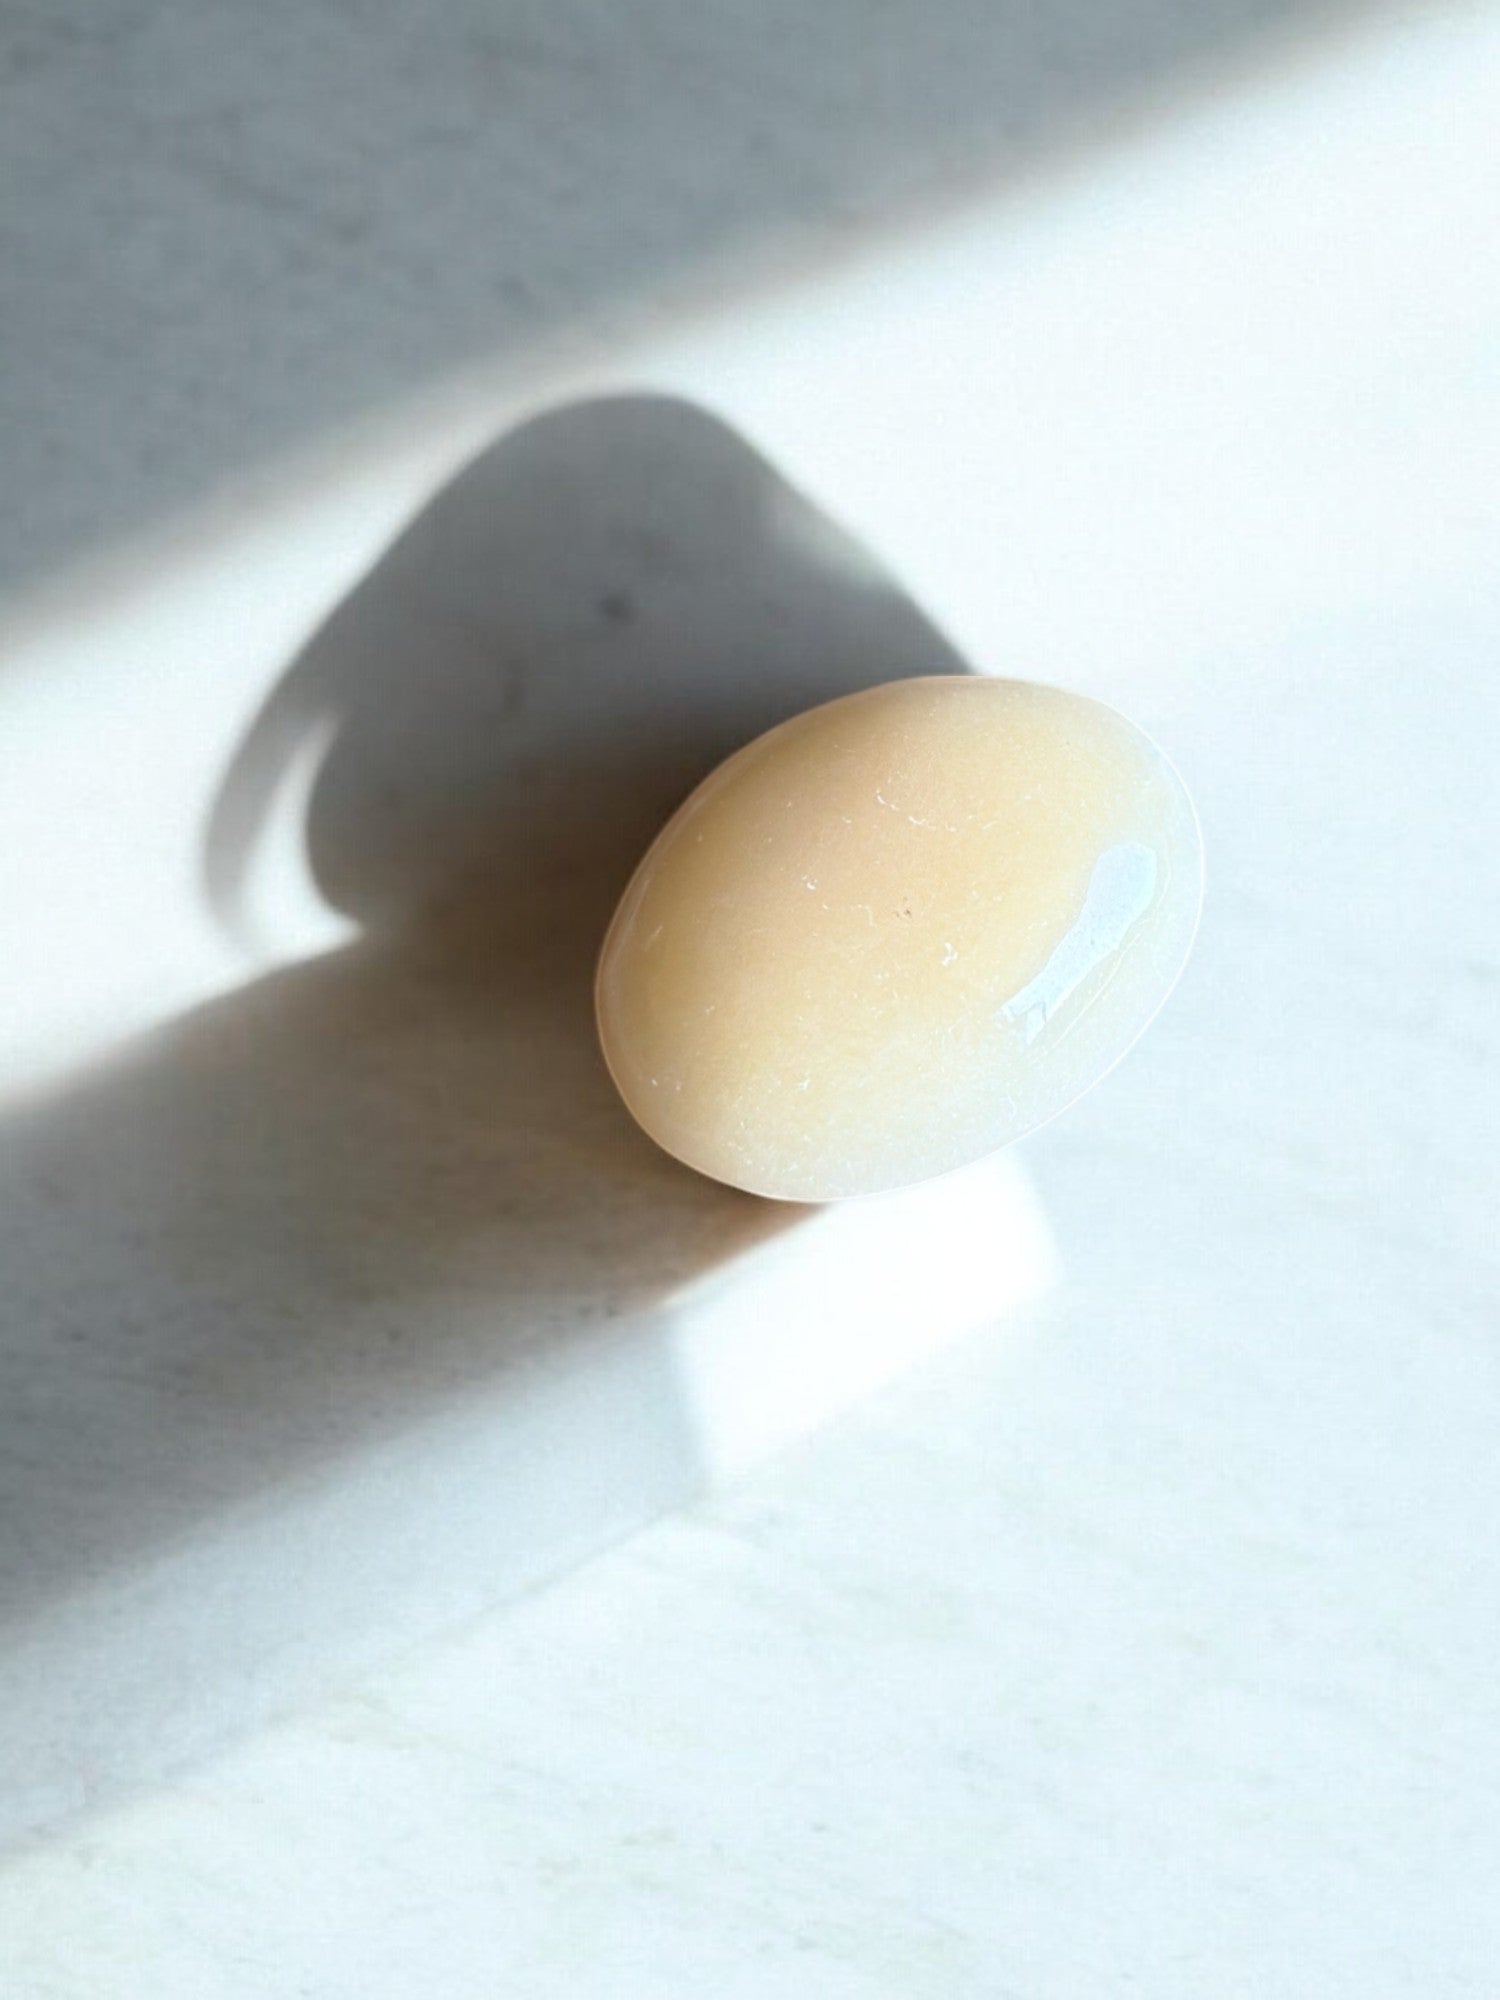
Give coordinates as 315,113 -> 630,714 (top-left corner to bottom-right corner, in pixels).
596,675 -> 1202,1200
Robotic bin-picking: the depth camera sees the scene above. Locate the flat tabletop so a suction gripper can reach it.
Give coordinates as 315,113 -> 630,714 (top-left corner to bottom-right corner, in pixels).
1,7 -> 1496,1994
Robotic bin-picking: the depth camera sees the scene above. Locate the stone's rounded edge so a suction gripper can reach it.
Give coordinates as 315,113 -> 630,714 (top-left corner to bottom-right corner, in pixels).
594,674 -> 1205,1204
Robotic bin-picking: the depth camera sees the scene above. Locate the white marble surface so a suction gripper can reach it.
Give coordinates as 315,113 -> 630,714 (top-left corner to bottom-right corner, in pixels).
2,3 -> 1499,1994
1,0 -> 1341,592
0,386 -> 1059,1842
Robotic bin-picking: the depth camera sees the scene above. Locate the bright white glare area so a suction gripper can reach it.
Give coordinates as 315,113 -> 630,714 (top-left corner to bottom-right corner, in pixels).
0,499 -> 381,1092
0,2 -> 1494,1098
672,1154 -> 1056,1478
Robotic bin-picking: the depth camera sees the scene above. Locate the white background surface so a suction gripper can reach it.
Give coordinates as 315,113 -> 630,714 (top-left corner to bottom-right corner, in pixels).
2,3 -> 1498,1994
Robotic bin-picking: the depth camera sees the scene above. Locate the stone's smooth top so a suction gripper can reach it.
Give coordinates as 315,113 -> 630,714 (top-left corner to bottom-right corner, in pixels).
597,676 -> 1203,1201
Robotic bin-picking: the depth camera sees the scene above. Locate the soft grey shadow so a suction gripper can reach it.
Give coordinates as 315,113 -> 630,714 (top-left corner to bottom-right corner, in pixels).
206,391 -> 968,939
0,393 -> 968,1839
0,0 -> 1372,589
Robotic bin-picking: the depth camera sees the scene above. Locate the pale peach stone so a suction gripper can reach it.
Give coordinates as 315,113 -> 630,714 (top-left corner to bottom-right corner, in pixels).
597,676 -> 1202,1200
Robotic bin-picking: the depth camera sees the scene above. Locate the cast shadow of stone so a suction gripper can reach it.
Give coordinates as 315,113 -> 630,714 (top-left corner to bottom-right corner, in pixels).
0,392 -> 968,1835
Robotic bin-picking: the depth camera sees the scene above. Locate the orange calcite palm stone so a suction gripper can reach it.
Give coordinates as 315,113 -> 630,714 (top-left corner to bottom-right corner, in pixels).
597,676 -> 1202,1200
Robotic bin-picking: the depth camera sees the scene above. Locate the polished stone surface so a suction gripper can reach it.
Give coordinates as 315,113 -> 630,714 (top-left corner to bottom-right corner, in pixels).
598,676 -> 1201,1198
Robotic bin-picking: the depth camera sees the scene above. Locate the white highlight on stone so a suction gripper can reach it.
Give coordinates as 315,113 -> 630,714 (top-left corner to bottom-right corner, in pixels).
1001,841 -> 1157,1046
